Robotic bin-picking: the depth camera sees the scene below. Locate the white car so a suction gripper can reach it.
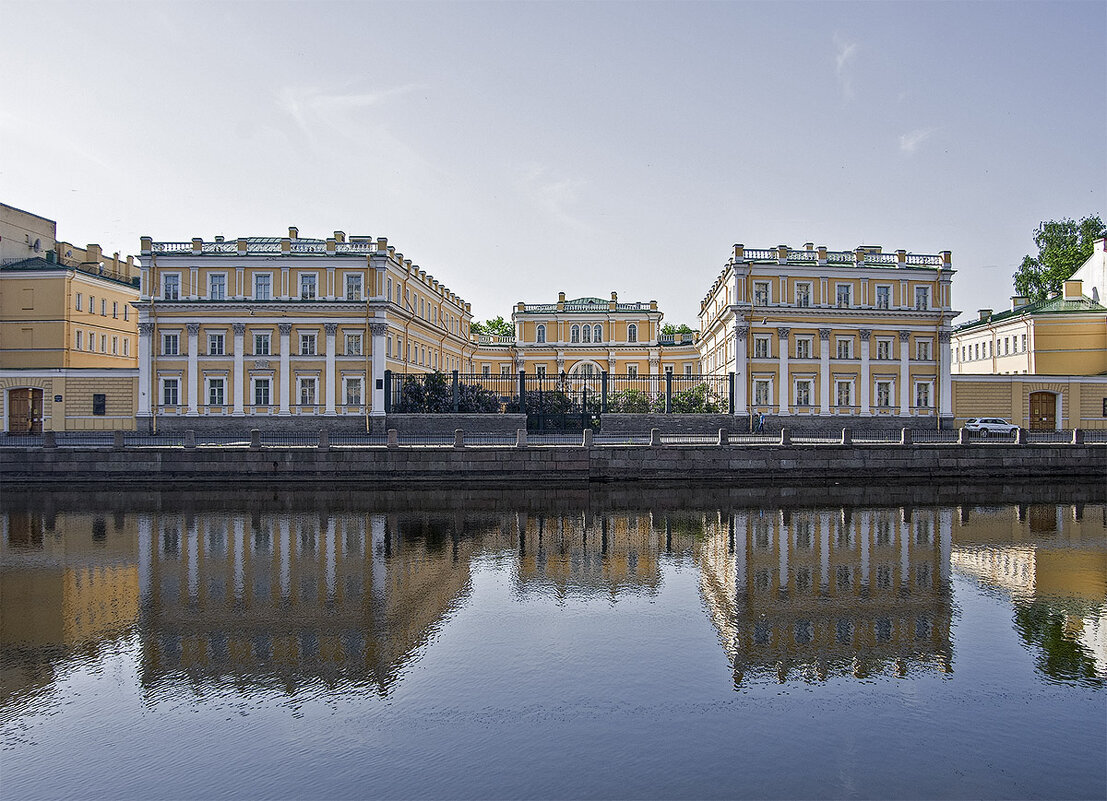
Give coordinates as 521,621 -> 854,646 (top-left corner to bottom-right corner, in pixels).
963,417 -> 1019,436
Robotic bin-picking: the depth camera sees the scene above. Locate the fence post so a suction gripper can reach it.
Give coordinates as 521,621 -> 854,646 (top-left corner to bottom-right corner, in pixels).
250,429 -> 261,450
665,372 -> 673,414
601,371 -> 608,415
728,372 -> 736,415
1072,429 -> 1084,445
1015,427 -> 1027,445
454,428 -> 465,449
184,430 -> 196,450
318,430 -> 329,452
452,370 -> 459,413
779,428 -> 791,447
582,428 -> 593,448
516,428 -> 527,448
958,427 -> 967,445
518,370 -> 526,414
43,430 -> 56,450
387,428 -> 399,449
113,430 -> 125,451
840,428 -> 851,446
384,370 -> 393,414
900,427 -> 912,446
650,427 -> 661,446
718,428 -> 728,447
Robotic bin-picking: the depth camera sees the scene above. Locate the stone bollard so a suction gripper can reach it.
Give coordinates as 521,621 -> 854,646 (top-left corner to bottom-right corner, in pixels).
516,428 -> 528,449
250,429 -> 261,451
454,428 -> 465,449
958,428 -> 968,445
717,428 -> 729,447
650,428 -> 661,447
900,427 -> 912,446
387,428 -> 399,449
1072,429 -> 1084,446
840,428 -> 851,446
582,428 -> 593,448
1015,427 -> 1027,445
43,431 -> 57,450
318,430 -> 329,452
113,430 -> 125,451
779,428 -> 791,447
184,430 -> 196,450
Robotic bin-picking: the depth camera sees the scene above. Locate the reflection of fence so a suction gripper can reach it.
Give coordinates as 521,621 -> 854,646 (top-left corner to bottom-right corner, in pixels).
384,370 -> 734,415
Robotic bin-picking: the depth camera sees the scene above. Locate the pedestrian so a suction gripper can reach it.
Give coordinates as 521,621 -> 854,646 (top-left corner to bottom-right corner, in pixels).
756,412 -> 765,433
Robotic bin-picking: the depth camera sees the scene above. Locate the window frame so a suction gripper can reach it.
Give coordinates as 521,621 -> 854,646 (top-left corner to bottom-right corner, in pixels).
254,273 -> 272,301
299,273 -> 318,300
207,332 -> 225,356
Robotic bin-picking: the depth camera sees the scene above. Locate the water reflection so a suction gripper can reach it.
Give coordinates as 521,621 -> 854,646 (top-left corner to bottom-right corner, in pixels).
2,487 -> 1104,709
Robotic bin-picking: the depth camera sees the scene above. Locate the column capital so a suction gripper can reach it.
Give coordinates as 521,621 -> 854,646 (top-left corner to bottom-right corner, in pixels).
858,329 -> 872,341
369,322 -> 389,336
818,328 -> 832,341
323,322 -> 339,335
232,322 -> 246,335
138,322 -> 155,335
278,323 -> 293,335
734,324 -> 750,337
186,322 -> 200,335
938,331 -> 951,343
776,327 -> 791,339
898,329 -> 911,342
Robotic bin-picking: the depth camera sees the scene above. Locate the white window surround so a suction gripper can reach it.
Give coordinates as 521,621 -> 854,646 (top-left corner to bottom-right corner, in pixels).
209,273 -> 227,300
160,377 -> 180,406
794,379 -> 813,407
254,273 -> 273,301
163,273 -> 181,301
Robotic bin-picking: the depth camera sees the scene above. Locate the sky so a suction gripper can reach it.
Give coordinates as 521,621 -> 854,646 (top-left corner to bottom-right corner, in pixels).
2,1 -> 1104,326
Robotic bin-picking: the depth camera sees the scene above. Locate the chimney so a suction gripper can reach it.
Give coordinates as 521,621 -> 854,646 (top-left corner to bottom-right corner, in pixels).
804,242 -> 814,251
289,226 -> 299,239
1011,295 -> 1029,311
85,243 -> 102,265
333,230 -> 345,243
1063,280 -> 1083,301
978,309 -> 993,322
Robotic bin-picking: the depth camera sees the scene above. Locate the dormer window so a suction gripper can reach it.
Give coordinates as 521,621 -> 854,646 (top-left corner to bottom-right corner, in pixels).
536,324 -> 546,344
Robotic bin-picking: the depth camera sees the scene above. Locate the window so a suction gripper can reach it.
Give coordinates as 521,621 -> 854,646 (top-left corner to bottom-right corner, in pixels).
300,333 -> 316,355
916,339 -> 931,361
594,324 -> 602,343
344,377 -> 362,406
754,380 -> 771,406
162,378 -> 179,406
254,378 -> 271,406
795,283 -> 811,307
754,282 -> 770,306
254,274 -> 271,300
876,339 -> 891,360
582,324 -> 591,343
500,365 -> 511,375
836,284 -> 851,308
111,337 -> 118,354
836,338 -> 852,359
1021,334 -> 1027,352
300,274 -> 317,300
915,382 -> 931,408
875,286 -> 891,309
92,394 -> 106,416
89,294 -> 96,313
795,338 -> 811,359
754,336 -> 770,359
876,381 -> 892,407
299,378 -> 317,405
209,274 -> 226,300
345,274 -> 362,300
76,330 -> 84,350
101,299 -> 107,316
76,293 -> 83,311
536,324 -> 546,343
124,305 -> 129,321
254,333 -> 270,355
208,378 -> 225,406
482,365 -> 490,377
914,286 -> 929,310
162,332 -> 179,356
123,339 -> 129,356
627,323 -> 637,343
112,301 -> 119,318
795,381 -> 812,406
536,365 -> 547,377
684,364 -> 693,376
836,381 -> 852,407
386,277 -> 392,300
101,334 -> 107,352
387,337 -> 392,358
208,333 -> 225,356
344,333 -> 362,355
627,364 -> 638,377
163,275 -> 180,300
571,325 -> 580,343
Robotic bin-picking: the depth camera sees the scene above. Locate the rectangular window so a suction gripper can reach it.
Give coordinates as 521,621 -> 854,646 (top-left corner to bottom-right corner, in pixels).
345,274 -> 362,300
684,364 -> 693,376
836,381 -> 852,407
795,338 -> 811,359
162,378 -> 179,406
76,293 -> 83,311
915,383 -> 931,408
1021,334 -> 1027,352
254,333 -> 270,355
537,365 -> 547,377
916,340 -> 931,361
300,333 -> 316,355
754,337 -> 770,359
796,381 -> 811,406
112,301 -> 119,318
914,286 -> 929,310
209,274 -> 226,300
344,333 -> 362,355
92,393 -> 106,416
300,274 -> 317,300
123,306 -> 129,321
754,282 -> 770,306
482,365 -> 490,377
163,275 -> 180,300
875,286 -> 891,309
836,338 -> 852,359
345,378 -> 362,406
876,340 -> 891,360
795,283 -> 811,307
111,336 -> 118,355
254,378 -> 271,406
754,380 -> 771,406
836,285 -> 851,308
500,365 -> 511,375
123,339 -> 129,356
208,333 -> 225,356
626,364 -> 637,377
876,381 -> 892,407
76,330 -> 84,350
299,378 -> 317,405
100,334 -> 107,352
387,337 -> 392,358
208,379 -> 225,406
254,274 -> 271,300
101,299 -> 107,316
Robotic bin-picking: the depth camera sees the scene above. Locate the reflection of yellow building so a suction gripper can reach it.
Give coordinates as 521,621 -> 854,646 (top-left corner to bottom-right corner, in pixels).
0,203 -> 139,432
699,507 -> 953,684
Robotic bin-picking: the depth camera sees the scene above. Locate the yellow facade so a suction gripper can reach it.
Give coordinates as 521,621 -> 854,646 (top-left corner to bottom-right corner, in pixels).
951,375 -> 1107,430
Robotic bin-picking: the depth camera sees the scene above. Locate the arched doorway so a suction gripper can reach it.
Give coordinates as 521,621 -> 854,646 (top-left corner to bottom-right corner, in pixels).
8,388 -> 44,433
1028,391 -> 1058,431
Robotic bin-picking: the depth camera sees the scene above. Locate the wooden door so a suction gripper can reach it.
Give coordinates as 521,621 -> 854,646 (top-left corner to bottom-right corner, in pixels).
1028,391 -> 1056,431
7,388 -> 44,433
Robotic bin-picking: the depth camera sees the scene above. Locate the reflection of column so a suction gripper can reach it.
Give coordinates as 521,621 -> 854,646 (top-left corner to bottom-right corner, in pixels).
278,323 -> 292,415
777,328 -> 790,415
939,508 -> 952,586
233,516 -> 245,600
733,324 -> 749,416
325,517 -> 336,602
860,512 -> 870,588
899,330 -> 911,416
186,322 -> 200,415
938,330 -> 953,419
369,322 -> 388,417
232,323 -> 246,416
187,517 -> 199,600
138,322 -> 153,417
734,513 -> 747,594
900,512 -> 910,589
324,322 -> 338,415
138,513 -> 152,604
859,329 -> 871,416
819,513 -> 830,592
279,517 -> 291,599
778,516 -> 789,590
819,329 -> 831,414
370,514 -> 387,599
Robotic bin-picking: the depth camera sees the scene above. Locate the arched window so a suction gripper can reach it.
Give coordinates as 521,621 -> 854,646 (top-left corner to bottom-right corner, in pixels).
582,324 -> 591,343
593,324 -> 602,343
536,324 -> 546,344
628,323 -> 638,343
571,325 -> 580,343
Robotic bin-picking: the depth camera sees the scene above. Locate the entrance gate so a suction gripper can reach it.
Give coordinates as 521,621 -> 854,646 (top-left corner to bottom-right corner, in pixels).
1028,391 -> 1057,431
8,388 -> 44,433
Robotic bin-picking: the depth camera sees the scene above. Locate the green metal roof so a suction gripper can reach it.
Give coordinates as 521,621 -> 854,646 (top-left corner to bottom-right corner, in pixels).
0,257 -> 140,288
954,293 -> 1106,332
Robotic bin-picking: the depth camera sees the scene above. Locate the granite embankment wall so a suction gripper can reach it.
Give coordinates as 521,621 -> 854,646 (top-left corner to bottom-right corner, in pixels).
3,442 -> 1103,484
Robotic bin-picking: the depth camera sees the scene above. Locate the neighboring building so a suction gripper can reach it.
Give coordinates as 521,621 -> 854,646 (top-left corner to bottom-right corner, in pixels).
698,243 -> 956,427
136,228 -> 474,432
0,203 -> 139,433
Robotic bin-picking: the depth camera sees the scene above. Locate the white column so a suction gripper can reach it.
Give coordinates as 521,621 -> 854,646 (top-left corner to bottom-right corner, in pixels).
819,329 -> 831,414
776,327 -> 790,415
898,330 -> 911,416
186,322 -> 200,415
859,329 -> 871,416
370,322 -> 387,417
232,323 -> 245,416
278,323 -> 292,415
733,323 -> 749,416
938,330 -> 953,419
324,322 -> 338,415
138,322 -> 153,418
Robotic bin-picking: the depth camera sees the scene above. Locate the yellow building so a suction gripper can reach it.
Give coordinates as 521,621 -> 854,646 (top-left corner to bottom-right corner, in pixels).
1,203 -> 139,432
137,227 -> 474,432
698,243 -> 956,427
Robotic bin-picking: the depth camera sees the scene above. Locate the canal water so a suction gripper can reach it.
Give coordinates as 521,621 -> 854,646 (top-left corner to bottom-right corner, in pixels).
2,483 -> 1104,800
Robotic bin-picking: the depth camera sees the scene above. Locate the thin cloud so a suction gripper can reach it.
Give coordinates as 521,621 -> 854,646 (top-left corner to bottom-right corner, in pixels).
517,164 -> 592,232
276,84 -> 415,140
899,127 -> 938,154
833,33 -> 858,99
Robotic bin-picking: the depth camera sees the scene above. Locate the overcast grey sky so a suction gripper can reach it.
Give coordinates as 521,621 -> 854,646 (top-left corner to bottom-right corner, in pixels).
2,1 -> 1104,325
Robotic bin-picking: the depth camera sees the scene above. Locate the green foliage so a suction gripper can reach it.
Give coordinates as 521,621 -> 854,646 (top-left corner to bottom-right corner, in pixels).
395,371 -> 501,413
471,315 -> 513,337
1013,215 -> 1105,301
457,382 -> 502,412
669,382 -> 726,414
1013,601 -> 1103,687
661,323 -> 695,336
608,388 -> 652,413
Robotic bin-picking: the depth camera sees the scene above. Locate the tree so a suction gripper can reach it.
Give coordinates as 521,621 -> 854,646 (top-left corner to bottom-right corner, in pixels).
661,323 -> 694,336
470,316 -> 513,337
1013,215 -> 1105,302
